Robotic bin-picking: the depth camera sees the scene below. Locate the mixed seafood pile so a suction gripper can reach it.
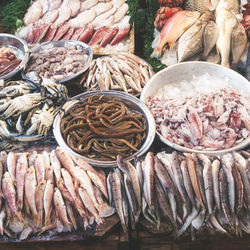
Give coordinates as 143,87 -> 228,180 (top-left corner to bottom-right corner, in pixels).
0,47 -> 21,77
151,0 -> 248,68
17,0 -> 131,52
24,44 -> 90,82
110,150 -> 250,237
0,79 -> 68,151
83,54 -> 153,95
60,95 -> 146,161
147,85 -> 250,150
0,147 -> 115,240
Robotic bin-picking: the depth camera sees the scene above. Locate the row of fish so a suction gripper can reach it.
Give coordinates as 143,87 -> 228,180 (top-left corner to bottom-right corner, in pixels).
0,147 -> 114,240
18,0 -> 131,49
151,0 -> 248,68
0,79 -> 68,151
83,53 -> 154,95
110,150 -> 250,237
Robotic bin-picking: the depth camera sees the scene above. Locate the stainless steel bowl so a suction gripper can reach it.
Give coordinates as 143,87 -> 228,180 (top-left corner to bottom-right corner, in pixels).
22,40 -> 93,84
140,61 -> 250,155
0,33 -> 29,80
53,91 -> 156,167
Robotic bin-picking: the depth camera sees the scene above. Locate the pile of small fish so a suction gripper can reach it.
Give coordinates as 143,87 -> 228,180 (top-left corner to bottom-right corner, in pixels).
24,44 -> 89,82
113,150 -> 250,237
147,87 -> 250,150
17,0 -> 131,51
0,147 -> 114,240
151,0 -> 248,68
0,47 -> 21,77
84,54 -> 153,95
0,79 -> 68,151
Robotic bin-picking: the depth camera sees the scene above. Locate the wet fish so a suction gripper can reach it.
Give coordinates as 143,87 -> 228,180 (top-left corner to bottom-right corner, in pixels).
44,179 -> 54,225
201,21 -> 219,60
216,8 -> 237,67
151,11 -> 201,58
221,154 -> 235,213
178,11 -> 213,62
0,207 -> 5,235
110,24 -> 131,46
212,159 -> 221,211
16,154 -> 28,211
113,3 -> 129,24
198,154 -> 213,215
50,149 -> 61,184
78,27 -> 94,43
2,172 -> 25,224
231,22 -> 247,69
7,152 -> 17,185
25,166 -> 37,216
110,172 -> 127,232
53,187 -> 71,230
65,202 -> 77,230
35,180 -> 46,226
34,154 -> 45,184
100,27 -> 118,47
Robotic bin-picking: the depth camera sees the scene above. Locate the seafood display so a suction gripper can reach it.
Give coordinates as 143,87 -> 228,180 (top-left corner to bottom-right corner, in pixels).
23,41 -> 91,82
60,95 -> 146,161
0,79 -> 68,151
146,75 -> 250,150
109,150 -> 250,237
0,147 -> 115,240
0,47 -> 21,77
17,0 -> 132,53
151,0 -> 248,68
83,54 -> 154,95
242,3 -> 250,38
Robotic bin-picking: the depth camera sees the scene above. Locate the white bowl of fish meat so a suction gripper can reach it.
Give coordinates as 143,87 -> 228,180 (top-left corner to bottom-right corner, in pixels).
22,40 -> 92,84
0,33 -> 29,80
53,90 -> 156,167
140,61 -> 250,154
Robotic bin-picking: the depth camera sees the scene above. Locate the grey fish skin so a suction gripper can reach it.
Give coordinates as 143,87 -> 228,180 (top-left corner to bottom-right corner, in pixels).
154,176 -> 176,231
212,159 -> 221,211
154,156 -> 179,198
178,11 -> 213,62
201,21 -> 219,60
219,168 -> 233,228
233,152 -> 250,211
171,151 -> 190,209
198,154 -> 213,215
231,22 -> 247,69
210,214 -> 228,235
221,154 -> 235,213
180,160 -> 195,208
110,172 -> 127,233
135,159 -> 143,191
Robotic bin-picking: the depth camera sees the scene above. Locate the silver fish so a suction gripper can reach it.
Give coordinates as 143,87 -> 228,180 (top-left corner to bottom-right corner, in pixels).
212,159 -> 221,211
201,21 -> 219,60
178,11 -> 213,62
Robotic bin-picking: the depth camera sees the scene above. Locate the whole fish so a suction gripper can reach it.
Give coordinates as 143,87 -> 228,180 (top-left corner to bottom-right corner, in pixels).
110,24 -> 131,46
45,166 -> 54,184
171,151 -> 190,208
216,8 -> 237,67
180,160 -> 195,207
212,159 -> 221,211
41,151 -> 50,169
2,172 -> 25,224
210,214 -> 228,234
221,154 -> 235,213
7,152 -> 17,185
0,159 -> 2,208
201,21 -> 219,60
231,22 -> 247,69
35,180 -> 46,226
117,155 -> 141,209
151,11 -> 201,58
0,207 -> 6,235
44,179 -> 54,225
233,152 -> 250,211
34,154 -> 45,184
198,154 -> 213,215
142,152 -> 154,213
135,159 -> 144,191
50,150 -> 61,184
25,166 -> 37,216
65,202 -> 77,231
16,154 -> 28,211
53,187 -> 71,231
28,151 -> 37,167
178,11 -> 213,62
110,172 -> 127,232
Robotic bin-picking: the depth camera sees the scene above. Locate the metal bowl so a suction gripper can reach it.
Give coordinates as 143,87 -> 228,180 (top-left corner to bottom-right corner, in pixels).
22,40 -> 93,84
53,91 -> 156,167
0,33 -> 29,80
140,61 -> 250,155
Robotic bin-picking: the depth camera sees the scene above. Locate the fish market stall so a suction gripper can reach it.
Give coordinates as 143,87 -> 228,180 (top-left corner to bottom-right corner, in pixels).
0,0 -> 250,249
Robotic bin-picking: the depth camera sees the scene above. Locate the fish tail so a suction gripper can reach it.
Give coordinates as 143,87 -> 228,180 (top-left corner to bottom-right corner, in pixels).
150,47 -> 162,59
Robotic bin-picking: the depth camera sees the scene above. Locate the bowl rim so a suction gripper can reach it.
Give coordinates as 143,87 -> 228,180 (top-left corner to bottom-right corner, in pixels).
22,40 -> 93,84
140,61 -> 250,155
0,33 -> 29,80
53,90 -> 156,167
